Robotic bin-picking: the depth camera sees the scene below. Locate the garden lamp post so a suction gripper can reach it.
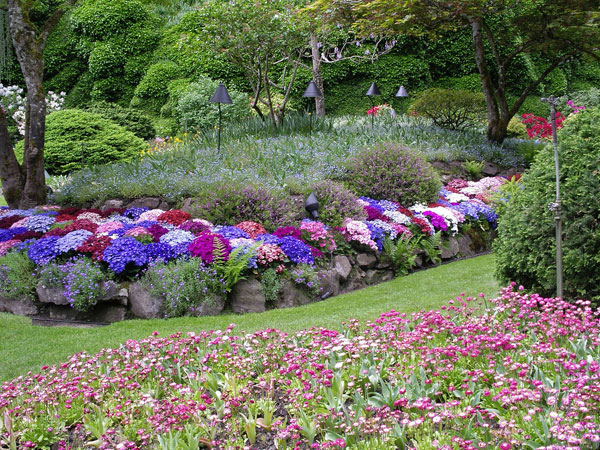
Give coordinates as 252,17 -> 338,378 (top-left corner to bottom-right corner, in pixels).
305,192 -> 319,219
303,81 -> 323,136
366,82 -> 381,130
209,83 -> 232,154
541,95 -> 563,299
394,85 -> 409,123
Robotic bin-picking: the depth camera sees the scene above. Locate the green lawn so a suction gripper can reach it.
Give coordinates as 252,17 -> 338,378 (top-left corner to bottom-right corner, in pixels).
0,194 -> 6,207
0,254 -> 499,382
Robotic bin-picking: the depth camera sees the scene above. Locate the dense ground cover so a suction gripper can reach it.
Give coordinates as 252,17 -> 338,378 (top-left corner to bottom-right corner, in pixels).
1,282 -> 599,449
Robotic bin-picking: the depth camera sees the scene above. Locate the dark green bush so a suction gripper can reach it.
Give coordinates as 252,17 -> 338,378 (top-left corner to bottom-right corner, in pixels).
192,184 -> 298,231
307,180 -> 366,227
132,61 -> 181,110
344,143 -> 442,206
0,252 -> 38,301
408,88 -> 487,131
84,102 -> 156,140
17,109 -> 145,175
494,107 -> 600,303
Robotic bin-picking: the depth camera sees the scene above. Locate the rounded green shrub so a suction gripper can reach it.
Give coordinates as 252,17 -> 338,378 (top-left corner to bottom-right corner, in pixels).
132,62 -> 181,108
70,0 -> 149,38
192,184 -> 298,231
505,116 -> 528,139
344,143 -> 442,206
408,88 -> 487,131
494,107 -> 600,303
307,181 -> 366,227
173,77 -> 250,131
84,102 -> 156,140
17,109 -> 145,175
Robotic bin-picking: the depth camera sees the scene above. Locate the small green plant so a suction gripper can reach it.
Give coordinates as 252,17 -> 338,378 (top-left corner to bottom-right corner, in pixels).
408,88 -> 487,131
38,257 -> 109,311
141,258 -> 227,317
382,236 -> 417,276
0,251 -> 38,301
288,264 -> 320,296
463,160 -> 484,180
413,231 -> 442,265
261,268 -> 283,306
214,245 -> 258,291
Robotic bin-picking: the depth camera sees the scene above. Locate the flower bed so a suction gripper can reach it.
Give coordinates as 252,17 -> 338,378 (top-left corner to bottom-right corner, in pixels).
1,284 -> 599,449
0,177 -> 505,321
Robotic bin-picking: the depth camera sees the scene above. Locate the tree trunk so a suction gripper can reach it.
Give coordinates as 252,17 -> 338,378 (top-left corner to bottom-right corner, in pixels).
4,0 -> 50,207
310,33 -> 325,117
0,107 -> 24,208
471,19 -> 507,143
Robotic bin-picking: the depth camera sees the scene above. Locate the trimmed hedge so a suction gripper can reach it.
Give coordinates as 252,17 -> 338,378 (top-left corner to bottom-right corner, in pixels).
17,109 -> 145,175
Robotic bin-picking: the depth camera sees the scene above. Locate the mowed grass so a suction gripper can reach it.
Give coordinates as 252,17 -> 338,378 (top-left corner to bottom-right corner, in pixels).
0,194 -> 6,207
0,254 -> 499,382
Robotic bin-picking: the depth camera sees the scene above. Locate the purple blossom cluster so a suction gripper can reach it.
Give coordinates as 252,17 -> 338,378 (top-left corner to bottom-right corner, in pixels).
102,237 -> 148,273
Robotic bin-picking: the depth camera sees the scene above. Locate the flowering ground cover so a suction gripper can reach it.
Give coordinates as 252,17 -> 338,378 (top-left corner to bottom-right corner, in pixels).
1,283 -> 599,449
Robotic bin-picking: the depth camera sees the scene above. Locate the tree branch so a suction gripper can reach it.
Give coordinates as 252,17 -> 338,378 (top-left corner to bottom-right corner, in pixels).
39,0 -> 76,44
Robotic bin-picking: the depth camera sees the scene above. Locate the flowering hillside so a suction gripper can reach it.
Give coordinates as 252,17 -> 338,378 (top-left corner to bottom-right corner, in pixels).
1,284 -> 599,449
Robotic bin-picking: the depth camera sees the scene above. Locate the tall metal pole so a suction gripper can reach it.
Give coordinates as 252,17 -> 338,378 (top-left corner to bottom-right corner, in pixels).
309,111 -> 312,136
217,103 -> 222,155
369,98 -> 374,130
541,95 -> 563,298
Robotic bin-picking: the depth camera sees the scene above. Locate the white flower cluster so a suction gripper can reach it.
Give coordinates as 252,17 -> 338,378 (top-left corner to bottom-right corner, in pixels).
0,84 -> 66,136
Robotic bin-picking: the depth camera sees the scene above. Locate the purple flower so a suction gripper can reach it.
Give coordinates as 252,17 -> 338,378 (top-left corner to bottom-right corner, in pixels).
123,207 -> 149,220
255,233 -> 280,245
145,242 -> 175,263
159,229 -> 195,247
423,211 -> 448,231
211,225 -> 250,240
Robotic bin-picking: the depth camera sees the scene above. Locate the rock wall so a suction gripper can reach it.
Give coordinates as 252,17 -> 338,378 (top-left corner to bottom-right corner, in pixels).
0,231 -> 495,326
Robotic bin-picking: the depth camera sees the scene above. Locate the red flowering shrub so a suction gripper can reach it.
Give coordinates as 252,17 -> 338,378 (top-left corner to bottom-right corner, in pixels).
521,112 -> 565,139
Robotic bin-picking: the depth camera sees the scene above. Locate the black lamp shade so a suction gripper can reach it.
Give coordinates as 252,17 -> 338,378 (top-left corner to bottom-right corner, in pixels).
305,192 -> 319,219
366,82 -> 381,96
395,85 -> 409,98
303,81 -> 323,98
210,83 -> 233,104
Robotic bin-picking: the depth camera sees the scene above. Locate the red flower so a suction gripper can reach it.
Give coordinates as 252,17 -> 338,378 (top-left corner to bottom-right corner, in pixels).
77,235 -> 113,261
158,209 -> 191,226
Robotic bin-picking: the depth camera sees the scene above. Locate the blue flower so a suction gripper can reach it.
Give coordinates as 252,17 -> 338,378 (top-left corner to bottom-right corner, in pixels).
123,207 -> 149,220
255,233 -> 280,245
0,229 -> 16,242
145,242 -> 175,263
365,222 -> 385,252
27,236 -> 60,265
278,236 -> 314,265
103,237 -> 148,274
212,225 -> 250,240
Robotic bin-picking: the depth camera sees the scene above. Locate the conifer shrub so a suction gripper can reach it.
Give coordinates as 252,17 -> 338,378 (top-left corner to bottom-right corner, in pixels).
494,108 -> 600,303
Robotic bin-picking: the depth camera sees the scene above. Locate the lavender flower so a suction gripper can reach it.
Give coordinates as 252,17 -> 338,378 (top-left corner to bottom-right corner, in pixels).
123,207 -> 149,220
25,215 -> 56,233
159,229 -> 195,247
211,225 -> 250,240
55,230 -> 93,254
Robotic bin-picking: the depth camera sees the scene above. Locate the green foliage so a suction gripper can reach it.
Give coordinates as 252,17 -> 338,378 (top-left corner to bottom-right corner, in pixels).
495,107 -> 600,303
192,184 -> 298,232
132,62 -> 181,110
463,160 -> 484,180
344,143 -> 442,206
381,236 -> 417,276
0,252 -> 37,301
434,74 -> 481,92
84,101 -> 156,140
141,258 -> 226,318
558,87 -> 600,113
16,109 -> 145,175
306,181 -> 366,227
215,246 -> 257,292
413,231 -> 442,265
516,95 -> 552,118
408,88 -> 487,131
173,77 -> 250,132
261,268 -> 283,306
70,0 -> 160,104
505,117 -> 528,139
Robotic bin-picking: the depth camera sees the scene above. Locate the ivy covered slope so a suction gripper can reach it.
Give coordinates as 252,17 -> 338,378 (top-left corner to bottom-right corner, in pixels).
494,107 -> 600,303
1,285 -> 599,449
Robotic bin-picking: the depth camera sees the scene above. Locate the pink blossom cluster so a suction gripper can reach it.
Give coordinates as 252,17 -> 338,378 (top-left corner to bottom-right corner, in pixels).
299,220 -> 337,252
1,285 -> 599,449
340,218 -> 378,250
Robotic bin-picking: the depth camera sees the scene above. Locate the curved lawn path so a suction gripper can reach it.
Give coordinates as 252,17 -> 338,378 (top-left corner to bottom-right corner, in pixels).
0,253 -> 499,382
